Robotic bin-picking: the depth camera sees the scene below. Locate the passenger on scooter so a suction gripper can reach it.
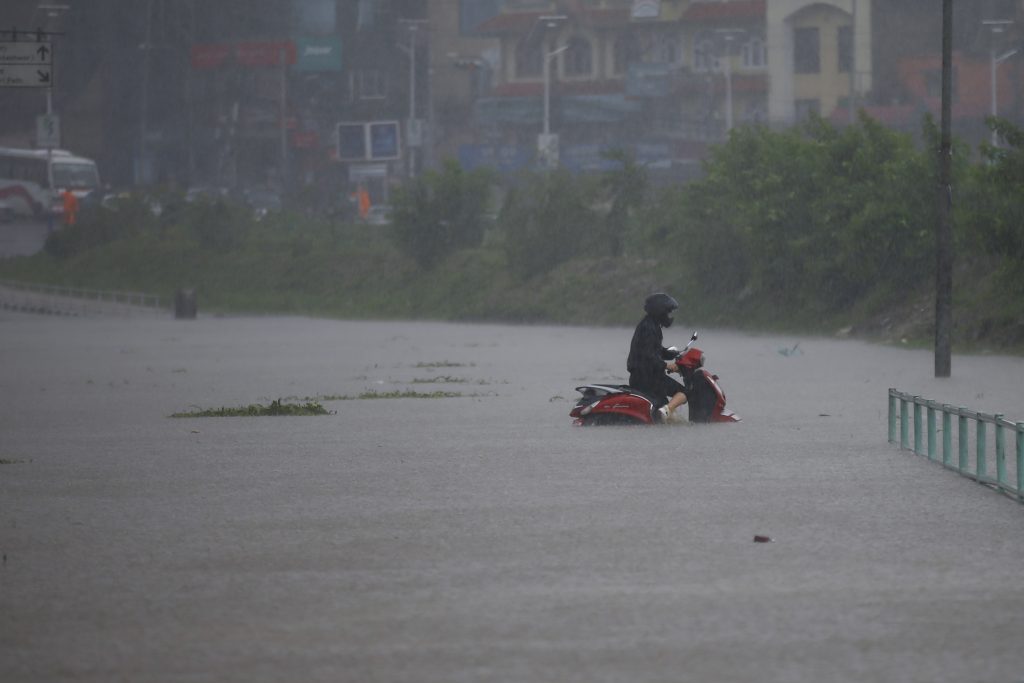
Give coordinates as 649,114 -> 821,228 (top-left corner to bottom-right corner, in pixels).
627,293 -> 688,421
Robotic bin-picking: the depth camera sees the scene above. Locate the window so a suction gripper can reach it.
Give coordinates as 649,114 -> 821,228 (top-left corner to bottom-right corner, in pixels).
742,36 -> 766,68
614,33 -> 641,74
353,69 -> 386,99
837,25 -> 852,73
694,37 -> 717,71
657,36 -> 678,65
564,35 -> 592,77
515,37 -> 542,77
794,27 -> 819,74
795,98 -> 820,121
52,162 -> 99,190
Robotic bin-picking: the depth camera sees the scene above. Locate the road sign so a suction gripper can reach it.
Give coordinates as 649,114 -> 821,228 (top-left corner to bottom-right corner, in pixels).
0,42 -> 53,65
0,64 -> 53,88
36,113 -> 60,148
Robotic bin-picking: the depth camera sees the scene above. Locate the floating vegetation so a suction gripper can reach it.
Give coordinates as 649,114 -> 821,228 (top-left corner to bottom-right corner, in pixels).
411,375 -> 469,384
0,458 -> 28,465
414,361 -> 476,368
355,390 -> 464,399
170,399 -> 332,417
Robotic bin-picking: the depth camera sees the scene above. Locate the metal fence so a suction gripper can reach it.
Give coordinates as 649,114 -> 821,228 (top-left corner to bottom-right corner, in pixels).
0,279 -> 164,316
888,388 -> 1023,502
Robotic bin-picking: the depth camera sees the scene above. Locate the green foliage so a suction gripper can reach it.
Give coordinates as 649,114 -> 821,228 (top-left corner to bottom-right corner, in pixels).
500,169 -> 598,279
5,127 -> 1024,349
666,115 -> 939,322
44,195 -> 158,258
966,117 -> 1024,261
390,160 -> 494,268
599,148 -> 648,258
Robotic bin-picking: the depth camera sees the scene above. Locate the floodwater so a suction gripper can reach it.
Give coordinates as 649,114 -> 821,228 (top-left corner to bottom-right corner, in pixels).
1,312 -> 1023,683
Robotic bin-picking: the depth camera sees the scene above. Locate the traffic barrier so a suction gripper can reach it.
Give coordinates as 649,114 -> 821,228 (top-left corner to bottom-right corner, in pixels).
888,388 -> 1023,502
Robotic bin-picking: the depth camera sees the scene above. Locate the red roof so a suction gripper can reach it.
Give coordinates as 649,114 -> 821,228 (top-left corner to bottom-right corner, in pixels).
476,8 -> 630,35
683,0 -> 765,22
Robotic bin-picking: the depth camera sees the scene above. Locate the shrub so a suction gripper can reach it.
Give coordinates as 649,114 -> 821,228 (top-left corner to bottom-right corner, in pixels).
390,160 -> 494,268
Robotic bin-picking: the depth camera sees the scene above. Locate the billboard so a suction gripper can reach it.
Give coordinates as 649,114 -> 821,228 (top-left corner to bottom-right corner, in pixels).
336,121 -> 401,161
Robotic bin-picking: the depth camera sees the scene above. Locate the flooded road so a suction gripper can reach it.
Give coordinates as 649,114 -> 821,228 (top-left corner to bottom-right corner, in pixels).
2,313 -> 1023,682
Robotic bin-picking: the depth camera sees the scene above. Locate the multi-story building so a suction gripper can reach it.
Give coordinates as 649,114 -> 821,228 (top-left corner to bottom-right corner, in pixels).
3,0 -> 1020,196
766,0 -> 871,125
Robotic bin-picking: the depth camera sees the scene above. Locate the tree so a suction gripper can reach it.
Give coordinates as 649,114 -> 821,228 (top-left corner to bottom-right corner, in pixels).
390,160 -> 493,268
500,170 -> 597,279
599,148 -> 648,258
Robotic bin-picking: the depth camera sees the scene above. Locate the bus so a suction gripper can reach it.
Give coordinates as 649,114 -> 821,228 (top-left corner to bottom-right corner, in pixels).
0,147 -> 101,220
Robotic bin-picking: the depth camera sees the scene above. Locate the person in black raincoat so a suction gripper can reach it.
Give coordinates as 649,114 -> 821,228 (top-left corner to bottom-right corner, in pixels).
627,292 -> 688,421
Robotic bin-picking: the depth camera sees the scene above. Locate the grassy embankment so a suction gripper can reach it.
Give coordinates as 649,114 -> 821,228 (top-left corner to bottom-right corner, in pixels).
0,207 -> 1020,353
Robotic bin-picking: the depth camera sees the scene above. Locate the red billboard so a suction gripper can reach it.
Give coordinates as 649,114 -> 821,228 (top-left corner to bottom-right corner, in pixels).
190,42 -> 296,70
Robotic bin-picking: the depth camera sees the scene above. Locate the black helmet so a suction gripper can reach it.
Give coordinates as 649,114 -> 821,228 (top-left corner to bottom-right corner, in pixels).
644,292 -> 678,328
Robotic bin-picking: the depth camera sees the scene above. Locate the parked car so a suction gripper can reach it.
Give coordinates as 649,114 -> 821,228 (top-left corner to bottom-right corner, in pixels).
242,186 -> 283,220
184,185 -> 230,203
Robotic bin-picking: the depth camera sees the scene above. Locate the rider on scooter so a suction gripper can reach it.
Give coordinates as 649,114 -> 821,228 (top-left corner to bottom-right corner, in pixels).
627,293 -> 688,421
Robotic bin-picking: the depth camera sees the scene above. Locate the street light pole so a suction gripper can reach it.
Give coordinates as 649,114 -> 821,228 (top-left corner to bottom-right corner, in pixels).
714,29 -> 744,134
37,3 -> 69,232
543,44 -> 568,137
535,15 -> 566,168
398,19 -> 428,179
984,20 -> 1017,147
723,43 -> 733,132
408,23 -> 417,178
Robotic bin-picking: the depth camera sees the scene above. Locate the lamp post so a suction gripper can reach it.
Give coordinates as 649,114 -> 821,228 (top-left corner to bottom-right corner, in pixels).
543,44 -> 568,138
399,19 -> 429,179
714,29 -> 745,134
535,15 -> 566,168
36,3 -> 69,233
983,20 -> 1017,147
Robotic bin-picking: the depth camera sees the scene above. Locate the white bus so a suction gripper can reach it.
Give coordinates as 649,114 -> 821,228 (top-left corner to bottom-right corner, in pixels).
0,147 -> 101,220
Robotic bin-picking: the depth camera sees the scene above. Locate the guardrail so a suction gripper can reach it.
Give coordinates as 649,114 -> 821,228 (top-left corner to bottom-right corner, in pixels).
0,278 -> 164,316
888,388 -> 1023,502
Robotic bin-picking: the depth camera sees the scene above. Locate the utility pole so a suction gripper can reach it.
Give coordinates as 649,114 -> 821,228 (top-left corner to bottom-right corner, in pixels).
984,20 -> 1017,148
935,0 -> 953,378
848,0 -> 857,124
280,44 -> 288,189
139,0 -> 153,185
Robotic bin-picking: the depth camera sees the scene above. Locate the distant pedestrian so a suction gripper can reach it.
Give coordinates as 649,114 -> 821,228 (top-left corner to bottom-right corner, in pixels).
61,189 -> 78,227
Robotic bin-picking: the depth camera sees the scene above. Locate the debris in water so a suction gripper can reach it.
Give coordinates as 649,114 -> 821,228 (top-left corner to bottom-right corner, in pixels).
777,343 -> 802,357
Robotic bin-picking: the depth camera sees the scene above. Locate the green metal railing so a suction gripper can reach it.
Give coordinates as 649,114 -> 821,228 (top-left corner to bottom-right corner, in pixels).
889,388 -> 1023,502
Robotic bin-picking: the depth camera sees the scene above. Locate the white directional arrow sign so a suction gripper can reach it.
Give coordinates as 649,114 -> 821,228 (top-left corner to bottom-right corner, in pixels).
0,42 -> 53,65
0,63 -> 54,87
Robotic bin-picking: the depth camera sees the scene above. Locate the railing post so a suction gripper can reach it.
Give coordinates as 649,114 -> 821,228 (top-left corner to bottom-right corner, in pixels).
1017,423 -> 1024,502
888,390 -> 897,444
913,398 -> 923,455
901,397 -> 910,450
927,402 -> 937,460
958,410 -> 968,472
995,415 -> 1006,486
977,419 -> 987,481
942,407 -> 952,466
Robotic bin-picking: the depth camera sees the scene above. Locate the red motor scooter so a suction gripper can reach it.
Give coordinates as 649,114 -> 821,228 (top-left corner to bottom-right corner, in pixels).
570,333 -> 740,426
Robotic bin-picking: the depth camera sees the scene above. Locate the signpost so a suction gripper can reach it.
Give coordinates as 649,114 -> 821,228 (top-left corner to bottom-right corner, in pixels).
0,42 -> 53,87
